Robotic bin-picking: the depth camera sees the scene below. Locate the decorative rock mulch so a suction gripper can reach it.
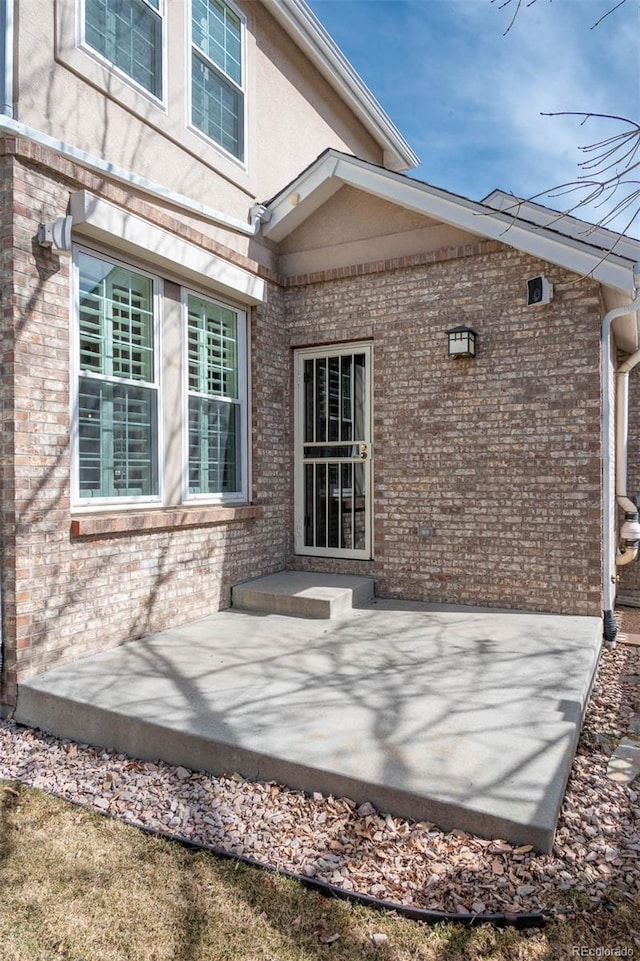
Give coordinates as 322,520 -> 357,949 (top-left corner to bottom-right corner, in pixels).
1,635 -> 639,923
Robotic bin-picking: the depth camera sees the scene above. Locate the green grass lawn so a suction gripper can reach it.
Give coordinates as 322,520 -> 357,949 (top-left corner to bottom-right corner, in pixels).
0,780 -> 637,961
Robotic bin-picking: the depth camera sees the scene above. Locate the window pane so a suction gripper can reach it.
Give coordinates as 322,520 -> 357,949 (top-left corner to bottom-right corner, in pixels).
79,378 -> 158,498
85,0 -> 162,98
192,0 -> 241,84
188,396 -> 239,494
187,295 -> 238,398
187,294 -> 243,498
192,51 -> 243,159
79,253 -> 154,383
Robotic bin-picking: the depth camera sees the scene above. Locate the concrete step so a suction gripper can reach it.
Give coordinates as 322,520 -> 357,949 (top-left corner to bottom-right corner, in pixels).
232,571 -> 375,619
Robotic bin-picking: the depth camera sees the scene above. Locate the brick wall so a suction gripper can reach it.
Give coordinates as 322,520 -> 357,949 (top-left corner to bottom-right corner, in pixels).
284,248 -> 604,616
0,142 -> 289,709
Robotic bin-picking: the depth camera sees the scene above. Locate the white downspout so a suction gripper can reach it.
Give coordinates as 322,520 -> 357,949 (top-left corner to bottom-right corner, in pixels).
0,0 -> 13,117
614,344 -> 640,565
602,264 -> 640,643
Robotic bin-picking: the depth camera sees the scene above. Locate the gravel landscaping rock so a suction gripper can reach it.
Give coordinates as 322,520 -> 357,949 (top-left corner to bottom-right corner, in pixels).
1,615 -> 640,923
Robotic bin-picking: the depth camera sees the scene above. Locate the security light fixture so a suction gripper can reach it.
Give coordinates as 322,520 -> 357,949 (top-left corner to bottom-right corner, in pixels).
527,275 -> 553,306
447,324 -> 477,358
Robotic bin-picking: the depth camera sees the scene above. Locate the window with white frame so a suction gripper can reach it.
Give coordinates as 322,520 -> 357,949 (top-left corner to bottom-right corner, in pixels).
186,293 -> 247,499
83,0 -> 163,99
76,251 -> 160,501
191,0 -> 244,161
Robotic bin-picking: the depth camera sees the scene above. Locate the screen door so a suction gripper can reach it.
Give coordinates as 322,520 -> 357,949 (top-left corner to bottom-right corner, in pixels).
294,344 -> 372,559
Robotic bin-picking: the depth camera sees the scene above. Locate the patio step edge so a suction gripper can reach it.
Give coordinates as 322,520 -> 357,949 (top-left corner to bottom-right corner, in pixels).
231,571 -> 375,619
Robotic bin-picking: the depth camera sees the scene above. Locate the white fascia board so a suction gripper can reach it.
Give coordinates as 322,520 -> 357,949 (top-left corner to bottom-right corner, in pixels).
262,0 -> 418,173
340,159 -> 635,292
70,191 -> 266,305
262,153 -> 342,241
484,190 -> 640,264
0,115 -> 257,235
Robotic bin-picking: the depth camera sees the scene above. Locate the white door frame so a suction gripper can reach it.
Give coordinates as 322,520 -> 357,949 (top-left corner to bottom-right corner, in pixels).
294,342 -> 373,560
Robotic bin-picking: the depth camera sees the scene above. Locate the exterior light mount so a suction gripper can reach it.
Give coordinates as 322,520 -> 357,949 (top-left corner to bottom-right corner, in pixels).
527,275 -> 553,306
37,215 -> 72,255
447,324 -> 477,358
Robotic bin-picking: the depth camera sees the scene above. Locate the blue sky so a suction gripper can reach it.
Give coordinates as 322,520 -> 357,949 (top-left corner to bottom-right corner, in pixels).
306,0 -> 640,236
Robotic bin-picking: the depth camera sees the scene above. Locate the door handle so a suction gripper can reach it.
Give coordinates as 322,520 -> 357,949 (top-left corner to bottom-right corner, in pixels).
359,443 -> 369,460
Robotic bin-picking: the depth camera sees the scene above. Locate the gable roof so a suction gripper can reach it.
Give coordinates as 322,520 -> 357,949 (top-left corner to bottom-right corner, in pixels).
262,149 -> 640,296
261,0 -> 419,174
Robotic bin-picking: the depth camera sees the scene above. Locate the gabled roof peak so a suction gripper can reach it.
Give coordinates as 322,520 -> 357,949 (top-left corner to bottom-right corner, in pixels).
262,149 -> 639,294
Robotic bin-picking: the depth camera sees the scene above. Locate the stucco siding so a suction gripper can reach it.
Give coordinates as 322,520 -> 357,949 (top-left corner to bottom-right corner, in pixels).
278,185 -> 477,277
15,0 -> 383,235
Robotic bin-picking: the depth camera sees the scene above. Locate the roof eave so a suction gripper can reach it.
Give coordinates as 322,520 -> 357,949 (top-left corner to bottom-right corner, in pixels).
264,151 -> 638,295
261,0 -> 419,173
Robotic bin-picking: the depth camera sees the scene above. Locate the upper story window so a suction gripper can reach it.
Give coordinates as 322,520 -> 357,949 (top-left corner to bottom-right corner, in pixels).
83,0 -> 163,99
191,0 -> 244,162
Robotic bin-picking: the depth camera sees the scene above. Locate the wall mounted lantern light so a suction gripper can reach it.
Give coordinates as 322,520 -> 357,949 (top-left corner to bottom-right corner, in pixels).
447,324 -> 477,358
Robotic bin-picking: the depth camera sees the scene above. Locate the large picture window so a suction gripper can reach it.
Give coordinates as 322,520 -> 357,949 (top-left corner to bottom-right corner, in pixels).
76,251 -> 159,501
191,0 -> 244,161
186,293 -> 247,499
83,0 -> 163,99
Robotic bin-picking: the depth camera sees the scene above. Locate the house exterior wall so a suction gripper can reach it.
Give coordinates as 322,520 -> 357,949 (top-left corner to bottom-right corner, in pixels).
15,0 -> 383,250
284,246 -> 604,616
0,134 -> 608,712
0,139 -> 290,710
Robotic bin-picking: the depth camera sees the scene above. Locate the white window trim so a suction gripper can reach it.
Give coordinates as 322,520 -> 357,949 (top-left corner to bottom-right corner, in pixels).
186,0 -> 248,170
181,287 -> 249,505
71,244 -> 164,510
78,0 -> 167,109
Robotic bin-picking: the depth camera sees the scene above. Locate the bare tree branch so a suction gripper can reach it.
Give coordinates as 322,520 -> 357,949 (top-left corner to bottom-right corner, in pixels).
591,0 -> 628,29
534,112 -> 640,233
490,0 -> 638,242
491,0 -> 629,32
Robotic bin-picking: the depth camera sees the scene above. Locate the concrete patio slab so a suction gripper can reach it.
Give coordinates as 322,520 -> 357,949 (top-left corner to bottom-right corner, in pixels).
15,597 -> 602,852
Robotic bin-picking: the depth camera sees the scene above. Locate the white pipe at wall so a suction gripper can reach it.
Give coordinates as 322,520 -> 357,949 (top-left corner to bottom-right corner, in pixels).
602,267 -> 640,634
616,349 -> 640,514
0,115 -> 269,236
0,0 -> 12,693
0,0 -> 13,117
